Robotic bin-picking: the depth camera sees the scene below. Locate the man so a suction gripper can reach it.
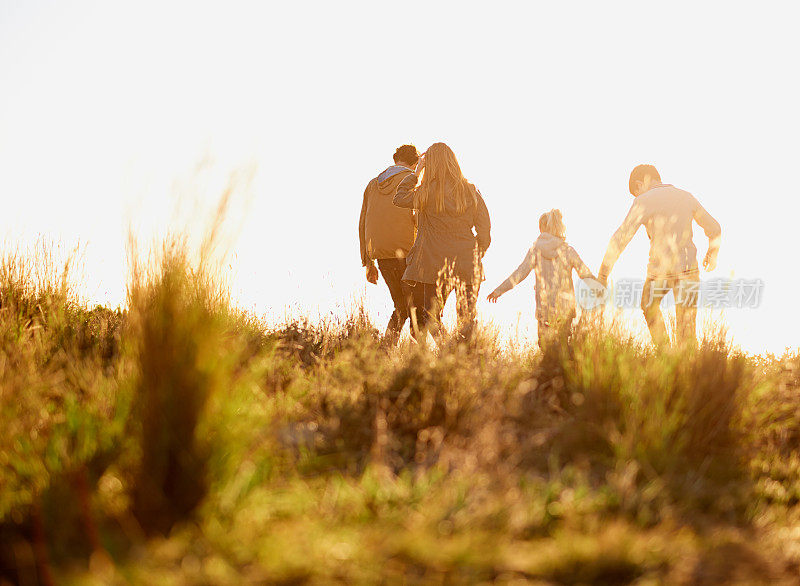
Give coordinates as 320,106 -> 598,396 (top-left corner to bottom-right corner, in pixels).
358,144 -> 419,345
597,164 -> 721,346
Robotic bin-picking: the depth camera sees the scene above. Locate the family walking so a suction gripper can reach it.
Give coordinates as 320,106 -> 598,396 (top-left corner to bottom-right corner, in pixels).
359,144 -> 721,348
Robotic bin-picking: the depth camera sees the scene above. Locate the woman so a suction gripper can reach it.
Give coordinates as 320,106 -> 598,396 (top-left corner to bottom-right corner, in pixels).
393,142 -> 491,342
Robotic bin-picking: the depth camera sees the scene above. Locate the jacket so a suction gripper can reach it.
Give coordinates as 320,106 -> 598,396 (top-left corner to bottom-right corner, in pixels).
393,173 -> 491,285
493,232 -> 594,322
358,166 -> 417,266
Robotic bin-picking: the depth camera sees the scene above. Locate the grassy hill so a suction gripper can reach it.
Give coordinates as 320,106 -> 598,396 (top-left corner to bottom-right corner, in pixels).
1,241 -> 799,585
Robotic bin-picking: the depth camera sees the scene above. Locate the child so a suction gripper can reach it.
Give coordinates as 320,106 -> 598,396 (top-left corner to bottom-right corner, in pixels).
487,209 -> 597,348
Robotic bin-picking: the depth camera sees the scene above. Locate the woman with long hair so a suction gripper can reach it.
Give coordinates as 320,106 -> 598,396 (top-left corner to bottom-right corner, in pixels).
393,142 -> 491,342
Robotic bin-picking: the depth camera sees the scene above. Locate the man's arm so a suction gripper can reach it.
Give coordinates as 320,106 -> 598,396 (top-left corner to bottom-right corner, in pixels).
692,197 -> 722,271
597,201 -> 644,283
358,183 -> 372,267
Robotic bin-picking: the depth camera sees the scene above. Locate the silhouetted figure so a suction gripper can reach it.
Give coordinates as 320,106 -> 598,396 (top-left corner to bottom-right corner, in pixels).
393,142 -> 491,343
598,164 -> 721,346
487,209 -> 596,350
359,145 -> 420,345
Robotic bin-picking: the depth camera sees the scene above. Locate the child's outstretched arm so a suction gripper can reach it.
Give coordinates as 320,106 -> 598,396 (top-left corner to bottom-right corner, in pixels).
487,247 -> 535,303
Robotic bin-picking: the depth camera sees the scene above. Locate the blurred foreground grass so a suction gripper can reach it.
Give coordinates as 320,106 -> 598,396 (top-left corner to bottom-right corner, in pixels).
1,238 -> 800,585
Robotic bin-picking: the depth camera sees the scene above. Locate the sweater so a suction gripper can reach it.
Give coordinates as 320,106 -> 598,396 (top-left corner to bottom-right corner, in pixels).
599,184 -> 721,280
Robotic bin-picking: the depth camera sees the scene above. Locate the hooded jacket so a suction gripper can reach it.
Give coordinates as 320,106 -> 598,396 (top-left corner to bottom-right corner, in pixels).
359,166 -> 417,266
393,173 -> 491,285
493,232 -> 594,322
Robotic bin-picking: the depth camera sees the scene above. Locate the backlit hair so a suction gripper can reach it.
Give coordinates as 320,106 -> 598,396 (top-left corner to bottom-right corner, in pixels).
629,164 -> 661,195
415,142 -> 476,214
393,144 -> 419,166
539,209 -> 566,239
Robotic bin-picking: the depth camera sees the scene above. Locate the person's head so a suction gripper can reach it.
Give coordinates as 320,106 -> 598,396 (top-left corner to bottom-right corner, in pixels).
629,164 -> 661,196
416,142 -> 475,213
393,144 -> 419,168
539,209 -> 566,239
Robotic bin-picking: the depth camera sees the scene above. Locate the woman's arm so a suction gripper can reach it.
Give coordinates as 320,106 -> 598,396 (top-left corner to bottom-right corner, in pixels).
474,190 -> 492,255
393,173 -> 419,209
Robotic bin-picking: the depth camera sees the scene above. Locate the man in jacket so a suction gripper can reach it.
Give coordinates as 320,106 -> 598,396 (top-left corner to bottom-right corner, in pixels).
358,144 -> 419,345
597,164 -> 722,347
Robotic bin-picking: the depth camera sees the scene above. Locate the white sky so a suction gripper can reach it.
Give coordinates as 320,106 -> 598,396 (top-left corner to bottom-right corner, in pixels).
1,1 -> 798,353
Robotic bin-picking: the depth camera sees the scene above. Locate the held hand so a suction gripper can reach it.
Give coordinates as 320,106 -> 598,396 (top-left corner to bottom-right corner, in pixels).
703,252 -> 717,272
366,264 -> 379,285
597,274 -> 609,288
486,290 -> 501,303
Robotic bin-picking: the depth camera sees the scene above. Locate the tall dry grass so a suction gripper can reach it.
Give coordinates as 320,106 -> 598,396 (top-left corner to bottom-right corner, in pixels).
0,227 -> 799,583
125,237 -> 233,534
